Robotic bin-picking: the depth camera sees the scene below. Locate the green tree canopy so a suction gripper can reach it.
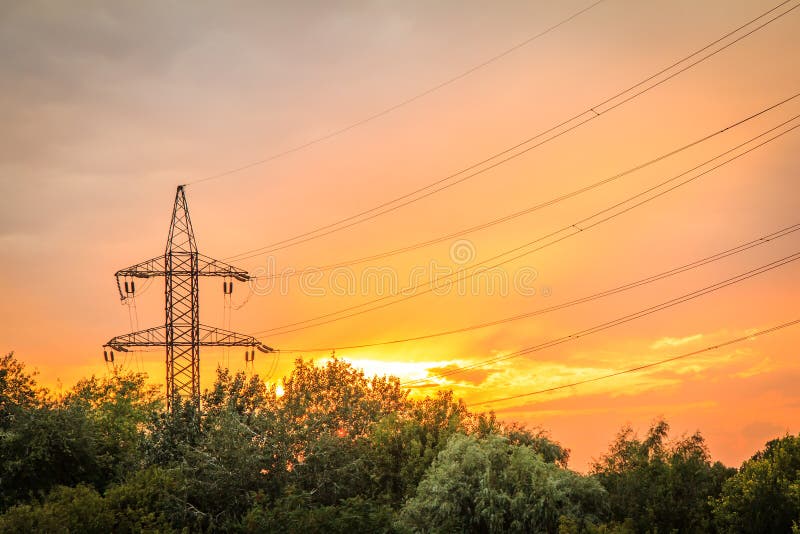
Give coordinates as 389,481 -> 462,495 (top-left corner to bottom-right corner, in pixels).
399,433 -> 607,533
2,354 -> 795,534
0,355 -> 159,509
713,433 -> 800,533
591,419 -> 734,533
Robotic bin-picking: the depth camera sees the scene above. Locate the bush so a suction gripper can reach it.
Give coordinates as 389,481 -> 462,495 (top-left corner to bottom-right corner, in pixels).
399,434 -> 607,533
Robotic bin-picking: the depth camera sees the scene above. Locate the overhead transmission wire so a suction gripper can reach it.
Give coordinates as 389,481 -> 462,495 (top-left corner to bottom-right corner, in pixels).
264,348 -> 280,381
248,92 -> 800,278
224,0 -> 799,262
184,0 -> 608,187
256,117 -> 800,337
273,222 -> 800,353
232,283 -> 254,310
131,297 -> 142,372
121,284 -> 141,371
124,277 -> 157,370
402,250 -> 800,387
251,113 -> 800,337
120,275 -> 154,372
133,277 -> 155,298
227,0 -> 799,260
469,318 -> 800,407
223,282 -> 232,369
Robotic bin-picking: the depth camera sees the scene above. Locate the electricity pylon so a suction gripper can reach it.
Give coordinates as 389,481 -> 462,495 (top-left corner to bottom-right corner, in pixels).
104,185 -> 273,412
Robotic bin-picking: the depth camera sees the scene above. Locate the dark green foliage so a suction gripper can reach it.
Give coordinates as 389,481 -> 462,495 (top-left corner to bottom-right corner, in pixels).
0,352 -> 39,427
102,467 -> 194,533
0,357 -> 160,509
470,411 -> 571,467
0,485 -> 113,534
712,434 -> 800,533
144,395 -> 202,466
0,401 -> 103,507
64,370 -> 162,483
591,419 -> 734,533
0,352 -> 797,533
0,468 -> 193,533
399,433 -> 607,533
365,390 -> 471,506
243,492 -> 396,533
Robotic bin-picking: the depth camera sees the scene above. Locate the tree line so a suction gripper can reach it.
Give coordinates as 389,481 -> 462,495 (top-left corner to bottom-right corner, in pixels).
0,352 -> 798,533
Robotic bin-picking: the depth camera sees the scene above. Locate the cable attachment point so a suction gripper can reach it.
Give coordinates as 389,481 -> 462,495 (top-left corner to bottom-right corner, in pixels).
124,279 -> 136,296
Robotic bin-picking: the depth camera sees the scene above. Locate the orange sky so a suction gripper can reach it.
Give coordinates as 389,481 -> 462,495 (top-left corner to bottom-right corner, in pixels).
1,0 -> 799,471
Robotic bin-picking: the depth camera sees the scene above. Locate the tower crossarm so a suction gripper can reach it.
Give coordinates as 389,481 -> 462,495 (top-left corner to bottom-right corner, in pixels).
116,254 -> 248,279
114,256 -> 165,300
104,324 -> 273,353
198,324 -> 274,352
104,325 -> 167,352
115,254 -> 250,299
115,256 -> 166,278
196,255 -> 250,281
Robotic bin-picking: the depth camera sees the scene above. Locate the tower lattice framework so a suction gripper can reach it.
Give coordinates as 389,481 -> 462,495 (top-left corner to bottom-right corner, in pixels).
104,186 -> 272,412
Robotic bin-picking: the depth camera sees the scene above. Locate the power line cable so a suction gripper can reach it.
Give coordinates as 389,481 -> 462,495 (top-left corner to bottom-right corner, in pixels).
273,222 -> 800,352
403,250 -> 800,386
469,318 -> 800,407
185,0 -> 608,187
247,92 -> 800,275
251,115 -> 800,337
258,117 -> 800,337
225,0 -> 798,261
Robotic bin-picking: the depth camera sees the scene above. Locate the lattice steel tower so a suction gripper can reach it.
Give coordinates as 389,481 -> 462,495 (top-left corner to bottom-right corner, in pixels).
104,186 -> 272,412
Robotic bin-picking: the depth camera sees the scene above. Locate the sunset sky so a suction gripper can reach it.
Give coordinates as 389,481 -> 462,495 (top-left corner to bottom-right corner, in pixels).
1,0 -> 799,470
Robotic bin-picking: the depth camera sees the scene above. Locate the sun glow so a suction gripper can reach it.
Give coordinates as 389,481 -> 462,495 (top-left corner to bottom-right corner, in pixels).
328,356 -> 457,384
